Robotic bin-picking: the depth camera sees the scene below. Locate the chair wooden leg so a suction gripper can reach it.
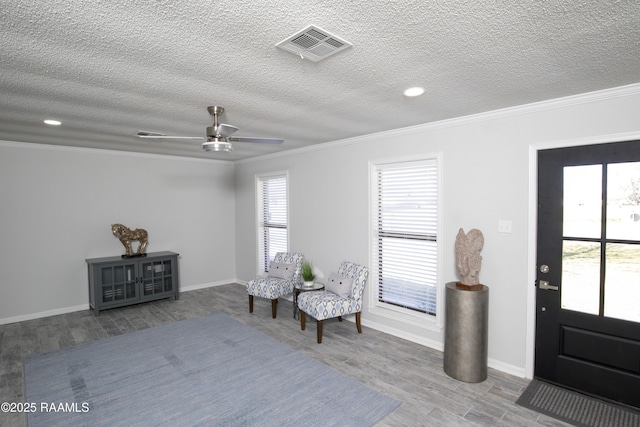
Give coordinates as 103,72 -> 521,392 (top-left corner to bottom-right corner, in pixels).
317,320 -> 323,344
249,295 -> 253,313
300,311 -> 306,330
271,299 -> 277,318
356,312 -> 362,333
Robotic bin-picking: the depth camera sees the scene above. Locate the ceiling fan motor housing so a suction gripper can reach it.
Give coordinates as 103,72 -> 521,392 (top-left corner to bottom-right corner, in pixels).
206,126 -> 218,138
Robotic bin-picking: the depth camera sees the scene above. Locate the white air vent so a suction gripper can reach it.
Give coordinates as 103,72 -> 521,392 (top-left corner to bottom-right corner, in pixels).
276,25 -> 352,62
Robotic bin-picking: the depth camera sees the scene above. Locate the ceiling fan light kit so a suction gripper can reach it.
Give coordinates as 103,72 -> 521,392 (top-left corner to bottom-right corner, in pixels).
202,140 -> 233,152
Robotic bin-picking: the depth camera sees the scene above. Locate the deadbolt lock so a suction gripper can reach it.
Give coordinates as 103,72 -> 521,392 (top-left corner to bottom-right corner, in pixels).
540,264 -> 550,273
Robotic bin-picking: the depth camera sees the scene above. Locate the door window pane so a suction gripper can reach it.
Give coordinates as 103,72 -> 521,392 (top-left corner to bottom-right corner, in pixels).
606,162 -> 640,241
563,165 -> 602,239
561,240 -> 600,315
604,243 -> 640,322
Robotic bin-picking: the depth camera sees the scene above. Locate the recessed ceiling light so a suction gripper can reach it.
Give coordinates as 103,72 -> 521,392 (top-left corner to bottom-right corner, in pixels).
403,87 -> 425,97
44,119 -> 62,126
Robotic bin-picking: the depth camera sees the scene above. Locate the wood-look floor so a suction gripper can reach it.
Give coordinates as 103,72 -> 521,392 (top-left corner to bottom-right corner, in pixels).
0,284 -> 570,427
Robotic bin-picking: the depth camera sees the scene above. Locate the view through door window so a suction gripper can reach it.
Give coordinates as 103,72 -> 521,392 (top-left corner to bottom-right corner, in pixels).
561,162 -> 640,322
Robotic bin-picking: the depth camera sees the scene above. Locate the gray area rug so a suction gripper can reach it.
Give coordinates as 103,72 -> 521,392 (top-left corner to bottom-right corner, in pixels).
24,313 -> 400,426
516,379 -> 640,427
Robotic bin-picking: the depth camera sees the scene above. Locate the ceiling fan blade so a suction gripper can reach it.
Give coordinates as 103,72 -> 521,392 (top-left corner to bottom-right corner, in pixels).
139,135 -> 205,140
216,123 -> 239,137
136,131 -> 203,140
228,137 -> 284,144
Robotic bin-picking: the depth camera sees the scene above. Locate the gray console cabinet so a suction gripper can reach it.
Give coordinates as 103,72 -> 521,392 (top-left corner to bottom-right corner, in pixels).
86,251 -> 179,316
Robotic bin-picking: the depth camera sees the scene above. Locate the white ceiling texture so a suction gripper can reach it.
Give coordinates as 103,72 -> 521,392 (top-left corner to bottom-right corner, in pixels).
1,1 -> 639,160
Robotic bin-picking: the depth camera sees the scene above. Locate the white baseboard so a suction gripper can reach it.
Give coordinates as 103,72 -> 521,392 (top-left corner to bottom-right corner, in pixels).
0,281 -> 530,380
0,304 -> 90,326
180,279 -> 240,292
0,279 -> 241,325
488,358 -> 527,378
360,317 -> 444,351
361,317 -> 527,379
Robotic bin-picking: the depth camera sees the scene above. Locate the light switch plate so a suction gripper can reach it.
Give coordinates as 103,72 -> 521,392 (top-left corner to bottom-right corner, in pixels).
498,219 -> 513,233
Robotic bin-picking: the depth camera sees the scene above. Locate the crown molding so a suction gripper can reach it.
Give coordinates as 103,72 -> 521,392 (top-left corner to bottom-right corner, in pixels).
3,83 -> 638,166
236,82 -> 640,165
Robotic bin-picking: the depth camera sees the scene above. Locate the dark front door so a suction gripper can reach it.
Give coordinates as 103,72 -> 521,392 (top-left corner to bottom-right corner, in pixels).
536,140 -> 640,408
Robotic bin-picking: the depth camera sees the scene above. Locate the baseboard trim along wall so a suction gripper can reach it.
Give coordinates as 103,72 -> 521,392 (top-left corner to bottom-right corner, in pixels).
180,279 -> 239,292
361,318 -> 526,378
0,279 -> 527,377
0,279 -> 239,326
0,304 -> 90,326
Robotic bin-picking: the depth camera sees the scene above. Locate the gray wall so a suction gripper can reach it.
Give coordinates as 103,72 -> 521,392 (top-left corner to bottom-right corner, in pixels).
0,143 -> 237,322
234,84 -> 640,376
1,84 -> 639,378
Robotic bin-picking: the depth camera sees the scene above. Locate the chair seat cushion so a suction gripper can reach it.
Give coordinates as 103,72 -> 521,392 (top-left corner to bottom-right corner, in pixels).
298,290 -> 361,321
247,276 -> 296,300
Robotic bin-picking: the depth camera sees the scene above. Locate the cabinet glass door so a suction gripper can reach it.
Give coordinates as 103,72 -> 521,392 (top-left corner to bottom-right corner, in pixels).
99,263 -> 138,304
141,259 -> 173,297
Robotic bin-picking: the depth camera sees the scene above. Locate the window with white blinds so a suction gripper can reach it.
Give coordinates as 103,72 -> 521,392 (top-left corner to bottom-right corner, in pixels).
257,173 -> 288,273
373,159 -> 438,315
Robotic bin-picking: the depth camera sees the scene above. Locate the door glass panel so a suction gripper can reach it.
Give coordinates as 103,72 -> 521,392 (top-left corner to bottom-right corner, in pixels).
606,162 -> 640,240
563,165 -> 602,238
604,243 -> 640,322
561,240 -> 600,315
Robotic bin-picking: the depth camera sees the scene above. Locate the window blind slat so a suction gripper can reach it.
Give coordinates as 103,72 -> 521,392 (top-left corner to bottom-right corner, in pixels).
258,175 -> 288,272
374,159 -> 438,315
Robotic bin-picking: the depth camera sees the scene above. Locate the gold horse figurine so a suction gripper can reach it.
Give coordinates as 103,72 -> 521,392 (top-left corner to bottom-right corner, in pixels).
111,224 -> 148,257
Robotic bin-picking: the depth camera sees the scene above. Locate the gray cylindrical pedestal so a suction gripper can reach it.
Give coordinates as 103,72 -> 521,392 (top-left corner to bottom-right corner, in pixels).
443,282 -> 489,383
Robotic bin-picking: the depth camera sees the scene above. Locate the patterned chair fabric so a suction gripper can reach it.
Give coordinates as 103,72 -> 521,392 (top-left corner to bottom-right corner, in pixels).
298,261 -> 369,343
247,252 -> 303,318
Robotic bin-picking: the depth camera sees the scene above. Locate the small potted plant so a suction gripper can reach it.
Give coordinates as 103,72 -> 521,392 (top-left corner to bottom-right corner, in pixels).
301,261 -> 316,287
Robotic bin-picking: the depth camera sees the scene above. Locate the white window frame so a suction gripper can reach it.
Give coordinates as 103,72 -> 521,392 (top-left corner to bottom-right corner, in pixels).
255,171 -> 289,274
368,154 -> 443,329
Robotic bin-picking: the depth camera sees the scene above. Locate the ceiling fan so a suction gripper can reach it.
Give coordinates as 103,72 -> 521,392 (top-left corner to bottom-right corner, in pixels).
136,106 -> 284,152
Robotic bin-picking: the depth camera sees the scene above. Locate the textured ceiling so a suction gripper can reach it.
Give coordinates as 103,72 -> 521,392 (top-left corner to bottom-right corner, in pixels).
1,0 -> 639,160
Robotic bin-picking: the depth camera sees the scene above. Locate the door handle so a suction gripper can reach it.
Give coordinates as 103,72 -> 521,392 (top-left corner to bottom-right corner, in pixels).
538,280 -> 558,291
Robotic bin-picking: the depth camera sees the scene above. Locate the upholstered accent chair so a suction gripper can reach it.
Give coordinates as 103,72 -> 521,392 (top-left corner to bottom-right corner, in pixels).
247,252 -> 303,318
298,261 -> 369,343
